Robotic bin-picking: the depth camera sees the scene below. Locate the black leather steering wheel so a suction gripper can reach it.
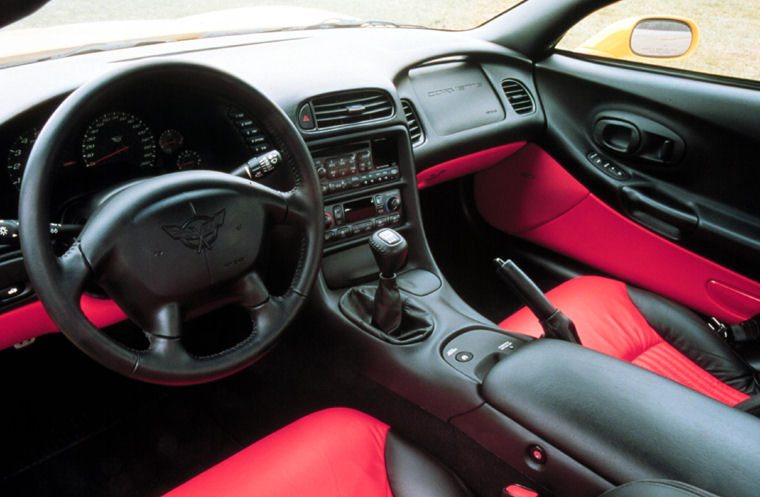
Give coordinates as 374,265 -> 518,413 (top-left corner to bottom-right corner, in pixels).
18,62 -> 323,385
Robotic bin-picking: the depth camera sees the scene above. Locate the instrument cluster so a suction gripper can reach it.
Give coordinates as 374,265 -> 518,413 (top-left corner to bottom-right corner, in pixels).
0,94 -> 275,218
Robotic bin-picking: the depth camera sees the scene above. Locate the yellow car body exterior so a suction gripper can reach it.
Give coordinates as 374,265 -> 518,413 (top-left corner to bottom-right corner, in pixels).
575,16 -> 699,62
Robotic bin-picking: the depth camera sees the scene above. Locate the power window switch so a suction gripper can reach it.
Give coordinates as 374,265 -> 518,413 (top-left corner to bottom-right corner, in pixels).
587,152 -> 604,166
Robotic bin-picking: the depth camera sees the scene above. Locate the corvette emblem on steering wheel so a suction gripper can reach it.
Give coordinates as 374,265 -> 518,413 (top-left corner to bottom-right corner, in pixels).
162,209 -> 226,254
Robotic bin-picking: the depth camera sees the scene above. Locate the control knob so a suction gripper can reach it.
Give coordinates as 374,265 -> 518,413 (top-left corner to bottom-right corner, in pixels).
385,195 -> 401,213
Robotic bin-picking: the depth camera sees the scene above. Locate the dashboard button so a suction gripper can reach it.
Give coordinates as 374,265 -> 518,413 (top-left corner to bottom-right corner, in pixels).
298,104 -> 316,130
455,351 -> 474,363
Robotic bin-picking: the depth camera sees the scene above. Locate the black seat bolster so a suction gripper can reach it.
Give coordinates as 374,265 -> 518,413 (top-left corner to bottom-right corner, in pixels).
736,395 -> 760,416
601,480 -> 721,497
385,431 -> 472,497
627,286 -> 760,395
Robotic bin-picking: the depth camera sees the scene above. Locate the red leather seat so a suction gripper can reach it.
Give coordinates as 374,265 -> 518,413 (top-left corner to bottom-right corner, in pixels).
165,408 -> 470,497
500,276 -> 759,408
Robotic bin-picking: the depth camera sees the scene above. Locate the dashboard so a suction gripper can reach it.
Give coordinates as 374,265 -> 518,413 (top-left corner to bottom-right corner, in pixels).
0,26 -> 544,344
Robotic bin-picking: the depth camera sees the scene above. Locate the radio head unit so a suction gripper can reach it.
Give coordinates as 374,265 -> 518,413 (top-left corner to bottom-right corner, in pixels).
313,137 -> 401,195
324,189 -> 402,244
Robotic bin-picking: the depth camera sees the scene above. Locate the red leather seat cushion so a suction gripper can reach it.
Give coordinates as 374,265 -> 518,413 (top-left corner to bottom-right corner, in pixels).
164,408 -> 393,497
500,276 -> 749,406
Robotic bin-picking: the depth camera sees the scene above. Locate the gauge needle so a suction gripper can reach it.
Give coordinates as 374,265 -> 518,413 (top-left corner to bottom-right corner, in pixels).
91,145 -> 129,166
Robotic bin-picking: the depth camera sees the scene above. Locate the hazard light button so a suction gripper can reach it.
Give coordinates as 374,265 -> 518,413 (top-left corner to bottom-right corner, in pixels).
298,104 -> 316,130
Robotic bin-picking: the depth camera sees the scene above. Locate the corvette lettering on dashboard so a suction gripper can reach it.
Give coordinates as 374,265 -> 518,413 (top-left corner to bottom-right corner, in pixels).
426,82 -> 483,97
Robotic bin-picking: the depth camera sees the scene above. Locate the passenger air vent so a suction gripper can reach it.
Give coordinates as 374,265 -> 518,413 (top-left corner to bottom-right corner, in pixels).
501,79 -> 535,115
311,90 -> 394,129
401,99 -> 424,146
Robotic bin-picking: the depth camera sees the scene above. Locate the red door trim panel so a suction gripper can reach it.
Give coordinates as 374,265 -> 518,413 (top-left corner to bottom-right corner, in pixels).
476,144 -> 760,323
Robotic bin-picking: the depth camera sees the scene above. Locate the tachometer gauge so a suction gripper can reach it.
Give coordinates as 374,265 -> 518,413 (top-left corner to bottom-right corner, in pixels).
81,112 -> 156,168
176,149 -> 203,170
158,129 -> 184,154
6,128 -> 39,191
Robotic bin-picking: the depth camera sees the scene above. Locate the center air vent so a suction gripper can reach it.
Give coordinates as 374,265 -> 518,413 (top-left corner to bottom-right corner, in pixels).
401,99 -> 424,146
311,90 -> 394,129
501,79 -> 535,115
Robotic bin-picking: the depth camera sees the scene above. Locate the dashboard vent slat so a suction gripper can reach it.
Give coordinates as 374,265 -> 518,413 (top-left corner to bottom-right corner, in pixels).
401,99 -> 424,147
311,90 -> 394,129
501,79 -> 535,115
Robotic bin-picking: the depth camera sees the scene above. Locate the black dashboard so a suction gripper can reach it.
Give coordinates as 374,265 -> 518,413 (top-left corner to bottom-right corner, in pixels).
0,26 -> 544,317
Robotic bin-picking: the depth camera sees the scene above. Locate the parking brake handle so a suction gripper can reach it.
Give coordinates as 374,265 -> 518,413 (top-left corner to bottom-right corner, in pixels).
494,258 -> 581,344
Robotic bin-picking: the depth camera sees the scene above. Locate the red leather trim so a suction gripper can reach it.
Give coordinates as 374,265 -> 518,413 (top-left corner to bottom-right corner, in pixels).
475,144 -> 760,323
0,297 -> 125,350
705,280 -> 760,320
474,144 -> 589,233
416,142 -> 526,190
500,277 -> 750,406
505,484 -> 539,497
165,408 -> 393,497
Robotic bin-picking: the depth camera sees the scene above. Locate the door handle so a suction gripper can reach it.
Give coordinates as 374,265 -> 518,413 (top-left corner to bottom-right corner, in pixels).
593,118 -> 641,155
621,186 -> 698,240
592,112 -> 685,165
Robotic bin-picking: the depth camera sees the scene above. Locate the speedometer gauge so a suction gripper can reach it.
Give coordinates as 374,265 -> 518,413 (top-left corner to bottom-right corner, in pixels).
176,149 -> 203,170
81,112 -> 156,169
6,128 -> 39,191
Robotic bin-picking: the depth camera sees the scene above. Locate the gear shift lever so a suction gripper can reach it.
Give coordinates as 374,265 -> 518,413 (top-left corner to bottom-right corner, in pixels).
338,228 -> 433,342
368,228 -> 408,333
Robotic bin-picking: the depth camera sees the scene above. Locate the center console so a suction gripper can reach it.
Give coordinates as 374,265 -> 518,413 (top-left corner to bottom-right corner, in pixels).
306,123 -> 760,497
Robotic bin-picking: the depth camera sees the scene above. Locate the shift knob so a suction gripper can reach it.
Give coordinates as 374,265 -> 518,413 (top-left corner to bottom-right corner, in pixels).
369,228 -> 408,277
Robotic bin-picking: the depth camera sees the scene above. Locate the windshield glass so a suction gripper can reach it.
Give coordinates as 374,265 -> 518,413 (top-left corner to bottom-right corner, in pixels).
2,0 -> 525,65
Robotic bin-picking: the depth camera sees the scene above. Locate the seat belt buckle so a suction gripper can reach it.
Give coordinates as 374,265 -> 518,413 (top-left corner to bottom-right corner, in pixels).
707,317 -> 731,341
503,483 -> 540,497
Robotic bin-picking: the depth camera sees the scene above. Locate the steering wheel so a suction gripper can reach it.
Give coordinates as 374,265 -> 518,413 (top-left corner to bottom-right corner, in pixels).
18,62 -> 323,385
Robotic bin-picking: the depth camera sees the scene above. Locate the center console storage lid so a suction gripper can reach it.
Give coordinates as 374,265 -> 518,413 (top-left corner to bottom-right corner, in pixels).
601,480 -> 721,497
482,340 -> 760,497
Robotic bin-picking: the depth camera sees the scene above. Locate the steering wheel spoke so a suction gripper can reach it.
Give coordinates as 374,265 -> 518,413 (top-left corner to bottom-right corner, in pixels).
279,189 -> 315,228
142,302 -> 183,338
234,271 -> 270,308
242,181 -> 289,223
144,334 -> 192,369
248,297 -> 290,338
56,244 -> 93,304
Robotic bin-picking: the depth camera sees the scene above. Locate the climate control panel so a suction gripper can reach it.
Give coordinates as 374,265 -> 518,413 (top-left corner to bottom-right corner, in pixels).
324,189 -> 402,243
